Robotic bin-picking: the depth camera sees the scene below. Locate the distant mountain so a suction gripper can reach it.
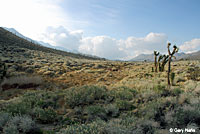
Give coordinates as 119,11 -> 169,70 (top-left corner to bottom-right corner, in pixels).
3,27 -> 38,44
3,27 -> 78,53
129,52 -> 200,61
130,54 -> 154,61
0,27 -> 106,60
184,51 -> 200,60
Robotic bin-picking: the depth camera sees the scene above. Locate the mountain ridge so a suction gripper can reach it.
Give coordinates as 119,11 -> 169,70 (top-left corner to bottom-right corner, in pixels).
130,51 -> 200,61
0,27 -> 106,60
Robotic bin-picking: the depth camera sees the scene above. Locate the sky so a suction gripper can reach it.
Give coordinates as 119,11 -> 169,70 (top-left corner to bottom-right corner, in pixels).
0,0 -> 200,60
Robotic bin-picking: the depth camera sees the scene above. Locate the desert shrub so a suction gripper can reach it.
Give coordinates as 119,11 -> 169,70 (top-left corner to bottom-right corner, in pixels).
57,120 -> 105,134
104,104 -> 119,117
32,107 -> 57,123
134,119 -> 160,134
153,84 -> 166,93
138,98 -> 177,127
170,88 -> 183,96
3,91 -> 59,115
104,115 -> 160,134
115,100 -> 134,111
152,84 -> 171,97
110,86 -> 136,101
165,104 -> 200,127
102,114 -> 137,134
3,125 -> 19,134
187,67 -> 200,81
139,89 -> 161,102
85,105 -> 107,121
104,121 -> 132,134
22,91 -> 59,109
2,115 -> 36,134
0,112 -> 11,129
184,80 -> 197,91
65,86 -> 108,108
4,102 -> 31,115
186,123 -> 199,132
118,114 -> 137,127
3,91 -> 60,124
171,72 -> 175,85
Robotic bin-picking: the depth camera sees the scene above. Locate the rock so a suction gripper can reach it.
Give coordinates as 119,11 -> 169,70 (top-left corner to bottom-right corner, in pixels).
112,68 -> 118,71
26,68 -> 34,73
3,59 -> 14,63
43,71 -> 54,77
94,64 -> 104,69
65,62 -> 71,66
34,64 -> 41,68
97,77 -> 105,82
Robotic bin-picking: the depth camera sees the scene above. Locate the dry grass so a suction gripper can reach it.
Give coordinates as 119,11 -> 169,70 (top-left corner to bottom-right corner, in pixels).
1,75 -> 43,86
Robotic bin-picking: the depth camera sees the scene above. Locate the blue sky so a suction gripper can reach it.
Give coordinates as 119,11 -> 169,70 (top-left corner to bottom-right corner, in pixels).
62,0 -> 200,42
1,0 -> 200,60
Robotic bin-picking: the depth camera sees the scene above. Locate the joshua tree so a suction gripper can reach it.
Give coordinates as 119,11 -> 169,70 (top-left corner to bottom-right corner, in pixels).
154,51 -> 160,72
158,55 -> 164,71
167,43 -> 178,87
160,54 -> 169,72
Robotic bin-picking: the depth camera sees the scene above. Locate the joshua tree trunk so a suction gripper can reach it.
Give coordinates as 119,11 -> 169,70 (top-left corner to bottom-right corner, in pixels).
167,43 -> 171,87
155,56 -> 157,72
154,51 -> 159,72
167,55 -> 171,86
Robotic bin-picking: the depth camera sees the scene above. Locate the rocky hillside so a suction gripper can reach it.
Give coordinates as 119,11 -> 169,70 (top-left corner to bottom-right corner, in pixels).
0,27 -> 106,61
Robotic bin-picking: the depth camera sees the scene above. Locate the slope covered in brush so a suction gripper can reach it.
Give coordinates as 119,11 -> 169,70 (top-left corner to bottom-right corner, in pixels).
0,27 -> 105,61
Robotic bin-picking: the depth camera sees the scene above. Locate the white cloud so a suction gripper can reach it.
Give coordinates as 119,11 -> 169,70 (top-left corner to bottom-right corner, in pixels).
79,36 -> 127,60
41,26 -> 83,51
180,39 -> 200,53
0,0 -> 69,40
118,33 -> 168,60
78,32 -> 167,60
40,26 -> 168,60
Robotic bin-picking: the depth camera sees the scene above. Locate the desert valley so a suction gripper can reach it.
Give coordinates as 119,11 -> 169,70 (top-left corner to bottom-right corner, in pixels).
0,27 -> 200,134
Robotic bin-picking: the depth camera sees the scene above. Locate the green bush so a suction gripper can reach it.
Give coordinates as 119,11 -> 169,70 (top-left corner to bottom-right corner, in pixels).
3,91 -> 59,116
115,100 -> 134,111
57,120 -> 105,134
22,91 -> 59,109
4,102 -> 31,115
0,112 -> 11,129
65,86 -> 108,108
167,105 -> 200,127
170,88 -> 183,96
153,84 -> 166,93
138,98 -> 177,127
85,105 -> 107,121
171,72 -> 175,85
105,104 -> 119,117
3,125 -> 19,134
110,86 -> 137,101
135,120 -> 160,134
187,67 -> 200,81
2,115 -> 36,134
33,107 -> 57,123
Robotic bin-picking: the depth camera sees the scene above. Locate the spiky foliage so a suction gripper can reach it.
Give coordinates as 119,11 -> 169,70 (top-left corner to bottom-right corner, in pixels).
158,55 -> 164,72
167,43 -> 179,87
154,51 -> 160,72
160,54 -> 169,72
